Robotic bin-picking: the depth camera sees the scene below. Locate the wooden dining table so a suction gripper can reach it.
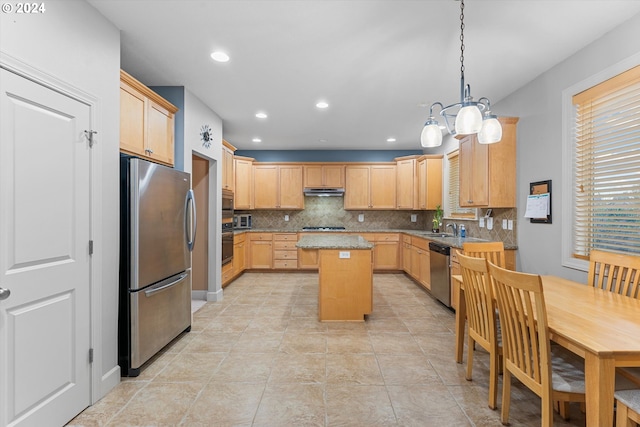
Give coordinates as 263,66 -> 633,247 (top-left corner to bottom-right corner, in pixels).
453,274 -> 640,427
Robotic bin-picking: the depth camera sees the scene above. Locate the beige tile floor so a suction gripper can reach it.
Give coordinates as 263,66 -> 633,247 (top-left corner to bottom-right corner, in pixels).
68,272 -> 587,426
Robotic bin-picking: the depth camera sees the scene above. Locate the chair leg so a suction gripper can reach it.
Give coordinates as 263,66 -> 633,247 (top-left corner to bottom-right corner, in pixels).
558,401 -> 570,421
542,392 -> 554,427
488,348 -> 499,410
501,369 -> 511,425
615,400 -> 632,427
466,336 -> 474,381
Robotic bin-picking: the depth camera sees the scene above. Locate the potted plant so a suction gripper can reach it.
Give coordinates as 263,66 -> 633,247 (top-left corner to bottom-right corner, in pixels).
432,204 -> 443,233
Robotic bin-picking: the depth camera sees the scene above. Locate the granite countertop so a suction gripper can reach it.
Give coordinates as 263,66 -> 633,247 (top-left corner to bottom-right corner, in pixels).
296,234 -> 374,250
236,228 -> 517,250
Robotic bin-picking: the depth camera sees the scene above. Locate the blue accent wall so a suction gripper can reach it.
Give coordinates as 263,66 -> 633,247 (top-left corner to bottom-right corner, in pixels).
234,150 -> 423,162
151,86 -> 185,171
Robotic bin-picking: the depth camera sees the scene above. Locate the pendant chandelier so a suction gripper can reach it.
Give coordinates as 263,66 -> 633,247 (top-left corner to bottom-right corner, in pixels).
420,0 -> 502,148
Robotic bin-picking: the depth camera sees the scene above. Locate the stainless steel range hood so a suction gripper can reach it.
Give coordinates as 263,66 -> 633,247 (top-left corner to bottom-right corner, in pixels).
303,187 -> 345,197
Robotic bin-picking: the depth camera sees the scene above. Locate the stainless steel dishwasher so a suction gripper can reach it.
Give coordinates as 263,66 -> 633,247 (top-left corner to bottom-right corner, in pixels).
429,241 -> 451,307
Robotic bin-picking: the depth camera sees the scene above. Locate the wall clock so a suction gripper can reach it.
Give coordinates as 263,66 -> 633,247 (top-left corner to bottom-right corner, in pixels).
200,124 -> 213,149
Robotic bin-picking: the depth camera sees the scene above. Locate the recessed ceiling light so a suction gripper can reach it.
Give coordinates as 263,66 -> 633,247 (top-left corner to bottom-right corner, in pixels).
255,112 -> 267,119
387,138 -> 397,143
316,101 -> 329,109
252,138 -> 262,143
210,51 -> 230,62
319,139 -> 328,143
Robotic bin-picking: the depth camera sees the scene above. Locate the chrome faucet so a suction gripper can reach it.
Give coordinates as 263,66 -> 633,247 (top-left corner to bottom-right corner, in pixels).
446,223 -> 458,237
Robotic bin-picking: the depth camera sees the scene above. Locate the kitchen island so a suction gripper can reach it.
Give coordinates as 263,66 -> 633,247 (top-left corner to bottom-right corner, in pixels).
297,234 -> 374,321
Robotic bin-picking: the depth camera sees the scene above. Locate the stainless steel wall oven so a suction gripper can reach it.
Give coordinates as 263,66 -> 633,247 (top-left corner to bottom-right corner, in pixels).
222,189 -> 234,265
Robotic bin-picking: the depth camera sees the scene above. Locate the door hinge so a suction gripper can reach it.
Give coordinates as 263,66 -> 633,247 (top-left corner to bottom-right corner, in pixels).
89,348 -> 94,364
89,240 -> 94,255
84,130 -> 97,147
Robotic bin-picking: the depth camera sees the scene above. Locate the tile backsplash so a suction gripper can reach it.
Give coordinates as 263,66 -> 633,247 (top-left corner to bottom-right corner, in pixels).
236,198 -> 517,247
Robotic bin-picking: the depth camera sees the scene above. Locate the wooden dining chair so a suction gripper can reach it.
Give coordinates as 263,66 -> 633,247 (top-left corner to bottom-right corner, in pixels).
458,252 -> 502,409
588,249 -> 640,298
615,389 -> 640,427
487,262 -> 586,426
462,241 -> 506,269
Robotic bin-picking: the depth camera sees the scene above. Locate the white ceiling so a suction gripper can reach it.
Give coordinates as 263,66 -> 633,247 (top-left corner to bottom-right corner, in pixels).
89,0 -> 640,151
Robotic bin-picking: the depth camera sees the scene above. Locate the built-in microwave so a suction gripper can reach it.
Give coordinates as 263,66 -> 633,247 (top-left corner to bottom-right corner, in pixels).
234,214 -> 252,229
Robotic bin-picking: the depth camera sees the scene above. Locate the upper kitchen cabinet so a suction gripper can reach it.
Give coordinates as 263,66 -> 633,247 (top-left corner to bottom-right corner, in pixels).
303,164 -> 345,188
459,117 -> 518,208
344,164 -> 396,210
395,156 -> 418,210
396,155 -> 443,210
234,156 -> 254,210
120,70 -> 178,166
222,140 -> 236,191
418,155 -> 443,210
253,164 -> 304,209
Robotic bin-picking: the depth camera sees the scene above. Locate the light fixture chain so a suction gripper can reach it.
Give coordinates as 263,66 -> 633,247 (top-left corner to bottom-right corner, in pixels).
460,0 -> 465,77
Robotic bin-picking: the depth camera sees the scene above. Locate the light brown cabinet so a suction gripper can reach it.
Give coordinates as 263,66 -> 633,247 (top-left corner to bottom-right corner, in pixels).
222,140 -> 235,191
344,165 -> 396,210
297,233 -> 319,270
372,233 -> 401,270
459,117 -> 518,208
248,233 -> 273,269
418,156 -> 443,210
232,233 -> 246,277
396,157 -> 418,210
402,235 -> 412,273
303,164 -> 345,188
405,236 -> 430,291
234,156 -> 254,210
273,233 -> 298,269
253,164 -> 304,209
120,70 -> 177,166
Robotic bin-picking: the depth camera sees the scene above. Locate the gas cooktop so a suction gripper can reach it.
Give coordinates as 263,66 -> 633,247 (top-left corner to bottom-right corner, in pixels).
302,226 -> 346,231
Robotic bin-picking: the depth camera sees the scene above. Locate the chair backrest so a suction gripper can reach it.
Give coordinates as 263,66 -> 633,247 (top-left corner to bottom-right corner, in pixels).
463,241 -> 506,269
588,250 -> 640,298
458,252 -> 498,349
488,261 -> 552,399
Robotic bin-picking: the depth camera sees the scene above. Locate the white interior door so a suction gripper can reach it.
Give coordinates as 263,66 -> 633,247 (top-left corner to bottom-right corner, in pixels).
0,69 -> 92,426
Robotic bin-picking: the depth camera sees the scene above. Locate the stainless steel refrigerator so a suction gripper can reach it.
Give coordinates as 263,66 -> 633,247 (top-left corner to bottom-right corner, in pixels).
119,155 -> 196,376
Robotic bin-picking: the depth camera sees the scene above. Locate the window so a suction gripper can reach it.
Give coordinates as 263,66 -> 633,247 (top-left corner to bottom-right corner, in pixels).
445,150 -> 476,219
569,65 -> 640,259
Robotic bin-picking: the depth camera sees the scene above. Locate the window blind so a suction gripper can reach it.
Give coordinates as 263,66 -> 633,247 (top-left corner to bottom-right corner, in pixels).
447,150 -> 475,218
572,65 -> 640,257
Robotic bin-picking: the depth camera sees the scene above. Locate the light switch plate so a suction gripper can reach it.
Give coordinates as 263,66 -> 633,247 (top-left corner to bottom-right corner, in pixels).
410,214 -> 417,222
339,251 -> 351,259
284,214 -> 289,221
487,217 -> 494,230
508,220 -> 514,230
358,214 -> 364,222
502,219 -> 508,229
479,218 -> 485,228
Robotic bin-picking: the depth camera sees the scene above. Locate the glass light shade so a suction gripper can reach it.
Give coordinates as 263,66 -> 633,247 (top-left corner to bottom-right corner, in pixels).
455,104 -> 483,135
420,123 -> 442,147
478,116 -> 502,144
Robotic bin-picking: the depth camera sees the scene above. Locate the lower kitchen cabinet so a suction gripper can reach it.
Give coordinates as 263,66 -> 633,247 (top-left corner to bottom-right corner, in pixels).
297,233 -> 319,269
408,236 -> 430,291
273,233 -> 298,269
402,235 -> 412,273
372,233 -> 400,270
232,234 -> 246,276
222,262 -> 234,286
248,233 -> 273,269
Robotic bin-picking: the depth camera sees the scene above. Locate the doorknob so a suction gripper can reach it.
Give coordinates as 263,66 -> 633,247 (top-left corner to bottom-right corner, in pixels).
0,287 -> 10,300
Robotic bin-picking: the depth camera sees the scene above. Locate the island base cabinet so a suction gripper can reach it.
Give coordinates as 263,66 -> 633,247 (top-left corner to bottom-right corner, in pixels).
318,249 -> 372,321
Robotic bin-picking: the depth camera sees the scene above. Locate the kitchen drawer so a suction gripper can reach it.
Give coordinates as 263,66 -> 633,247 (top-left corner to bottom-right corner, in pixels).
273,233 -> 297,241
374,233 -> 400,242
274,241 -> 296,250
412,237 -> 429,251
234,233 -> 246,244
222,262 -> 234,284
249,233 -> 272,241
273,259 -> 297,269
402,234 -> 412,244
274,250 -> 297,260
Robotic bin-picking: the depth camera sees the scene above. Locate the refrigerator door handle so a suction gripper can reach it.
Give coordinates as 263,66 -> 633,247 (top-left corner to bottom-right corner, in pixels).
144,273 -> 189,297
185,189 -> 197,252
